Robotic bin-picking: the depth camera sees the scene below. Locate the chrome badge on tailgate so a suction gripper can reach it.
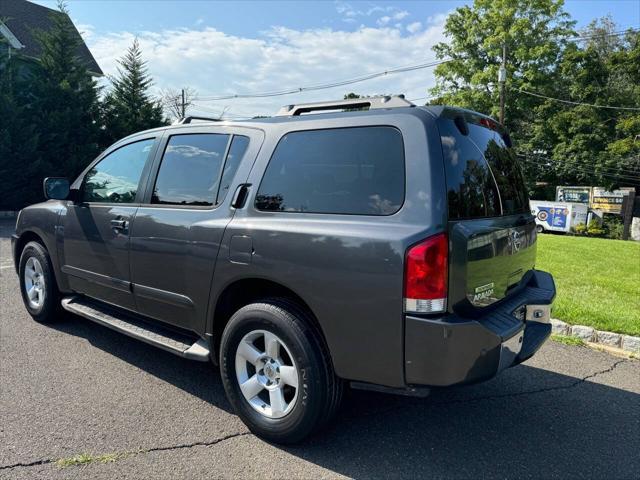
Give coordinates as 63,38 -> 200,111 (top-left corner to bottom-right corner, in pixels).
473,282 -> 495,305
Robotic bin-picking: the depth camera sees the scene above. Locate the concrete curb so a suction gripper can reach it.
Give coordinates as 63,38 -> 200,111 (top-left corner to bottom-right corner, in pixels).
551,318 -> 640,355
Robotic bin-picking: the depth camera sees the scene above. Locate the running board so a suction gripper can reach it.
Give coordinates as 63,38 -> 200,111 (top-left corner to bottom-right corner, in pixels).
350,381 -> 430,398
61,296 -> 210,362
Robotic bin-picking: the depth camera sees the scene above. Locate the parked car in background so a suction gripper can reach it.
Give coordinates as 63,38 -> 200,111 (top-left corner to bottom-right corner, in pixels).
12,96 -> 555,443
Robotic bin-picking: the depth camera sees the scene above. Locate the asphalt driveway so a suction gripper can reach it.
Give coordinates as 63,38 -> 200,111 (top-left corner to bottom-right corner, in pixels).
1,219 -> 639,479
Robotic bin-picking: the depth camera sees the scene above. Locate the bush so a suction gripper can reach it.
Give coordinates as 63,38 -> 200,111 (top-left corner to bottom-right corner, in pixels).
573,224 -> 587,235
587,219 -> 605,237
603,215 -> 624,240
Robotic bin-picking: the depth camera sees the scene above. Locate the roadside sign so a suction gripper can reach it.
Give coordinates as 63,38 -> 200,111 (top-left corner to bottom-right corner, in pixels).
590,187 -> 635,214
556,186 -> 591,204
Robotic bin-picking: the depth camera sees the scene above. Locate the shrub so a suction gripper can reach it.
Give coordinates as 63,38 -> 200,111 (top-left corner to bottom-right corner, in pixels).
587,219 -> 605,237
574,224 -> 587,235
603,215 -> 624,240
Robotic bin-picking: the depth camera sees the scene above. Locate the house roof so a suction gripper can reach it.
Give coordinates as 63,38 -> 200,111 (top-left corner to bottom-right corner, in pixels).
0,0 -> 103,76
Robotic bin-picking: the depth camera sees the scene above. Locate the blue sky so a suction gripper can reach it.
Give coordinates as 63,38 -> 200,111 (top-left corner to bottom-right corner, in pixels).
32,0 -> 640,118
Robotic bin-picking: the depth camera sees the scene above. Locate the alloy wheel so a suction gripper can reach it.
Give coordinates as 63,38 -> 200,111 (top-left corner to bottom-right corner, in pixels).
235,329 -> 299,419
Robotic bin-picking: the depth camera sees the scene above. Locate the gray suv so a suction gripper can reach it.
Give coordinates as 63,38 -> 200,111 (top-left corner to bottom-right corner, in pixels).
12,96 -> 555,443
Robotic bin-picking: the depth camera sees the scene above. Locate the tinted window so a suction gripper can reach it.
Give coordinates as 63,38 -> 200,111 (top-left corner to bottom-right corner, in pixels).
216,135 -> 249,204
256,127 -> 404,215
438,119 -> 501,219
82,139 -> 154,203
152,134 -> 230,206
467,123 -> 529,215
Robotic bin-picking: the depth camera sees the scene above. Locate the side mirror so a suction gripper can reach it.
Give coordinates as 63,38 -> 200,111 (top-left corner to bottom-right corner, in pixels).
43,177 -> 70,200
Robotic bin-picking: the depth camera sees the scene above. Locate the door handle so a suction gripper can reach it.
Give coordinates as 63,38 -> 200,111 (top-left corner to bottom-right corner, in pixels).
110,219 -> 128,230
231,184 -> 251,209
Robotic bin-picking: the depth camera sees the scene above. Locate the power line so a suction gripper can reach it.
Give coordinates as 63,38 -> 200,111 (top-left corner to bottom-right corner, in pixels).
518,153 -> 640,176
520,155 -> 640,182
517,89 -> 640,111
568,28 -> 640,42
190,103 -> 262,119
194,58 -> 450,101
525,162 -> 639,183
185,26 -> 640,105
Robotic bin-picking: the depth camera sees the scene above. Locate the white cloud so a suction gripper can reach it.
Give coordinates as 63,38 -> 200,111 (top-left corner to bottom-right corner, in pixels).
74,21 -> 95,41
426,13 -> 449,25
335,2 -> 408,24
392,10 -> 409,21
87,20 -> 447,118
406,21 -> 422,34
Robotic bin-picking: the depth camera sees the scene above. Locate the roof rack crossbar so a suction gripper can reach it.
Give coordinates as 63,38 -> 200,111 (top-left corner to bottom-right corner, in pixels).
275,95 -> 414,117
176,116 -> 220,124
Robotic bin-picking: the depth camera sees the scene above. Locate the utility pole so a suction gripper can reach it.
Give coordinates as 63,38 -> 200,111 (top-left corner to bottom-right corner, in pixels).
499,43 -> 507,125
181,88 -> 186,118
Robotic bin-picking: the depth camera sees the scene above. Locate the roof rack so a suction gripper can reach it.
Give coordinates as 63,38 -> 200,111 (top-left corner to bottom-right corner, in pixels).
175,116 -> 221,124
275,95 -> 414,117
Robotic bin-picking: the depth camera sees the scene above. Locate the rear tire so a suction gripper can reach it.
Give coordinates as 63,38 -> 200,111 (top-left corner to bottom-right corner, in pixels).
18,241 -> 60,323
219,298 -> 342,444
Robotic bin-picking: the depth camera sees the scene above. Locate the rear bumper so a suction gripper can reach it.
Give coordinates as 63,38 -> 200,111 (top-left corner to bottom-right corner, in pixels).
405,270 -> 555,387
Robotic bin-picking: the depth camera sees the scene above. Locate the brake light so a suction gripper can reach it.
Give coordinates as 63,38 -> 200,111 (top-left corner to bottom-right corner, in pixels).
404,233 -> 448,313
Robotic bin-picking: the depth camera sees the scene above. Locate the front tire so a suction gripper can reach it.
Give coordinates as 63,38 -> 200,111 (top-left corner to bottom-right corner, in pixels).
18,241 -> 60,323
536,224 -> 544,234
220,299 -> 342,444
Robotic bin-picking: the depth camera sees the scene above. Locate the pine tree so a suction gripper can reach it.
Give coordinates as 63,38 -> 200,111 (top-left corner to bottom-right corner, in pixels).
7,1 -> 102,208
102,39 -> 166,145
0,40 -> 40,210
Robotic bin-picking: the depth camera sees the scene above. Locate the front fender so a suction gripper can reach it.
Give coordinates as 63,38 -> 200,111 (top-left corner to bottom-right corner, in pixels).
14,201 -> 69,292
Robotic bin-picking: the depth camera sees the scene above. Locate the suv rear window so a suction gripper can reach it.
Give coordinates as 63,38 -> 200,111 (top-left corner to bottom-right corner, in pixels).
255,126 -> 405,215
437,113 -> 528,219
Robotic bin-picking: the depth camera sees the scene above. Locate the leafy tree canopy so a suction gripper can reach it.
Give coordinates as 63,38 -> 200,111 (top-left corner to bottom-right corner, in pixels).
430,0 -> 639,193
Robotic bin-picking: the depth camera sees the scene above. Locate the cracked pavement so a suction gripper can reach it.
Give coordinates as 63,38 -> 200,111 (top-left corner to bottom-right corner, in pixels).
1,219 -> 639,479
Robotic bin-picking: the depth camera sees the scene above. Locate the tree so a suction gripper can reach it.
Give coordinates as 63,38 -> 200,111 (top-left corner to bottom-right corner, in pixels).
101,38 -> 166,145
429,0 -> 575,133
18,1 -> 102,208
525,21 -> 640,190
0,37 -> 40,210
161,86 -> 197,121
429,1 -> 640,194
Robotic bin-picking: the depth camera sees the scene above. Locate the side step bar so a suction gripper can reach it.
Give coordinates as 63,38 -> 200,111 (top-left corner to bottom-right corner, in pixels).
61,296 -> 210,362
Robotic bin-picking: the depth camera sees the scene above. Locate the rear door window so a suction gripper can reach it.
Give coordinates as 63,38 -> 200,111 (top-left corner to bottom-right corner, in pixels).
152,133 -> 230,206
255,126 -> 405,215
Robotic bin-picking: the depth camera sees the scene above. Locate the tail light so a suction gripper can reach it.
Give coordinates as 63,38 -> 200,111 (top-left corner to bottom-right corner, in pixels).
404,233 -> 448,314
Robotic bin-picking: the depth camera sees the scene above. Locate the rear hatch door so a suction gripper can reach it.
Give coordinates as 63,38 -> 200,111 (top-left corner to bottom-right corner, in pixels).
436,110 -> 536,315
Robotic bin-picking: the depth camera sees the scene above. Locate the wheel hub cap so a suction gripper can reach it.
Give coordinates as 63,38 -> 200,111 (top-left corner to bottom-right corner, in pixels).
235,330 -> 300,419
24,257 -> 45,309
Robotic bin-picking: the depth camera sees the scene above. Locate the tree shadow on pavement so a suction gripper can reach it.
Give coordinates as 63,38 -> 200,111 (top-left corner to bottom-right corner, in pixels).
0,219 -> 15,239
51,311 -> 638,479
288,361 -> 639,479
51,311 -> 233,413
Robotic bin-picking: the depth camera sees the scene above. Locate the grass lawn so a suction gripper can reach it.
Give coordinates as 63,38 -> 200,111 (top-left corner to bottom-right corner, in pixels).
536,234 -> 640,336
